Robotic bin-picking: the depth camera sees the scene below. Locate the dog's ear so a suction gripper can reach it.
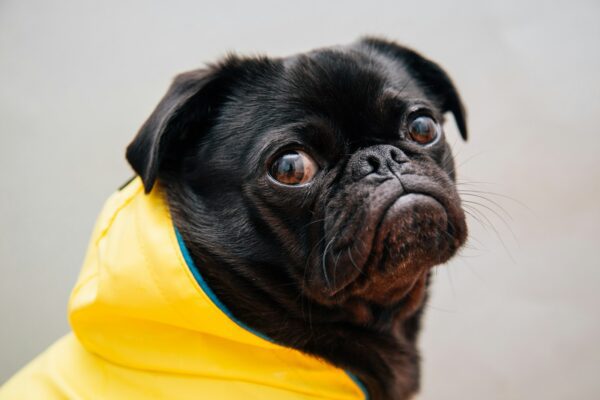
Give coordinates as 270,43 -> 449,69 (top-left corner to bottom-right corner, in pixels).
126,59 -> 240,193
360,37 -> 468,140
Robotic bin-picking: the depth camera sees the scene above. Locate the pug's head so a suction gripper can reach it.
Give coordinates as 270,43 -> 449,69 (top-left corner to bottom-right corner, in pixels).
126,37 -> 467,328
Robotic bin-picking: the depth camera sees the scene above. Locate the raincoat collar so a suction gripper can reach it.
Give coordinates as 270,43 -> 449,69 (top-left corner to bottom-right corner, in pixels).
67,177 -> 368,399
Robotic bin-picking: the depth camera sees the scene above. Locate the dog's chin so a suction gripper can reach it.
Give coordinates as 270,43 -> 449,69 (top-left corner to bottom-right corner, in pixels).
306,193 -> 465,314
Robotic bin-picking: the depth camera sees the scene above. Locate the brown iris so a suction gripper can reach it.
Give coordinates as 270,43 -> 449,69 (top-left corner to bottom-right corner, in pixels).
269,150 -> 318,185
407,115 -> 440,145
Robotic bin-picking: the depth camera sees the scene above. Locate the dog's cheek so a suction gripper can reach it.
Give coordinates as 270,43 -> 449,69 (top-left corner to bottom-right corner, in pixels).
437,142 -> 457,181
241,182 -> 320,271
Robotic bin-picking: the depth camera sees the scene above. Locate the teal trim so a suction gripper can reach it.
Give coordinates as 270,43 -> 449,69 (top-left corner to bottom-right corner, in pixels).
175,227 -> 369,399
345,371 -> 370,400
175,227 -> 272,343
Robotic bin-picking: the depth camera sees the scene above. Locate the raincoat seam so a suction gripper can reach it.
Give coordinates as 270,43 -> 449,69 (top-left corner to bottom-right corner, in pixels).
133,193 -> 202,331
94,183 -> 143,247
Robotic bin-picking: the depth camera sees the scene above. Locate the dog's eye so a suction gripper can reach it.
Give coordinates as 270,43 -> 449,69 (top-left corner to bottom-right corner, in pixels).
269,150 -> 318,186
407,116 -> 440,145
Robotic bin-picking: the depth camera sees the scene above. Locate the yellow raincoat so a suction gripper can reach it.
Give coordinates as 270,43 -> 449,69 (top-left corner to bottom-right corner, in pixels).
0,178 -> 367,399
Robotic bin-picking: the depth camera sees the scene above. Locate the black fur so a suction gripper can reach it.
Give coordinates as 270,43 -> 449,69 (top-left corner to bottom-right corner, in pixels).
126,37 -> 468,400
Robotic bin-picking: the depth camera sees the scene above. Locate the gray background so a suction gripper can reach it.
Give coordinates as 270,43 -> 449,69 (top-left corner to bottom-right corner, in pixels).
1,0 -> 599,398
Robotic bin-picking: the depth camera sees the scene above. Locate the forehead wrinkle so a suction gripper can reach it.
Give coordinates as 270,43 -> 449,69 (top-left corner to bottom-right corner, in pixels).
249,117 -> 341,162
377,87 -> 437,114
377,88 -> 410,114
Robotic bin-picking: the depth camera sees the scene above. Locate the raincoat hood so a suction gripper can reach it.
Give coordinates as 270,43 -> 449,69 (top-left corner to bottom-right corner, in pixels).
0,178 -> 367,399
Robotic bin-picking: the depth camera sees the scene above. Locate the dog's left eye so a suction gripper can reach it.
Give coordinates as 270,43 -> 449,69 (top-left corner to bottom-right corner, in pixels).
407,116 -> 440,145
269,150 -> 318,186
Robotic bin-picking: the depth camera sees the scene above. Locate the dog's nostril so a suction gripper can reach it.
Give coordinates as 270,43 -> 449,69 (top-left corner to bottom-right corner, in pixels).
366,155 -> 381,173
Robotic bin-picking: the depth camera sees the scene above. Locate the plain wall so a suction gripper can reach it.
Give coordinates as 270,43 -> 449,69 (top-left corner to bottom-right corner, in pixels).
1,1 -> 599,398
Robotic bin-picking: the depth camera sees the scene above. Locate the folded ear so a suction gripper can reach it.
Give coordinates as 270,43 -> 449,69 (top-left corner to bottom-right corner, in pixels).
126,59 -> 239,193
360,37 -> 468,140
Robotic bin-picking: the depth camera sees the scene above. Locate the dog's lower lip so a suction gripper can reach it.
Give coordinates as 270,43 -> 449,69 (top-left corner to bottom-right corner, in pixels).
392,192 -> 442,208
329,192 -> 445,298
376,192 -> 446,241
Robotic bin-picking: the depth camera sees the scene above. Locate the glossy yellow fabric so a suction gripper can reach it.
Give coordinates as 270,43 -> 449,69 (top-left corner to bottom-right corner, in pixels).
0,178 -> 366,400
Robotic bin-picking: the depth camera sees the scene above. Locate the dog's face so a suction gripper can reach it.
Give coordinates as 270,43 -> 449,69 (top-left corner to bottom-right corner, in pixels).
127,37 -> 467,325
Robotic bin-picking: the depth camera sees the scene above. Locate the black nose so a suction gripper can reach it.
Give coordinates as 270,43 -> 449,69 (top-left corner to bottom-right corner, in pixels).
351,145 -> 408,181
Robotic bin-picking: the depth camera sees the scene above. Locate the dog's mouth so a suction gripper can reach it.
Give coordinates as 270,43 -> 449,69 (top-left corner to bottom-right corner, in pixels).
304,177 -> 467,313
343,193 -> 449,303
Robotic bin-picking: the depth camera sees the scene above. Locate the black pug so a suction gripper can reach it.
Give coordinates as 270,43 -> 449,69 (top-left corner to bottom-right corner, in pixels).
127,37 -> 468,400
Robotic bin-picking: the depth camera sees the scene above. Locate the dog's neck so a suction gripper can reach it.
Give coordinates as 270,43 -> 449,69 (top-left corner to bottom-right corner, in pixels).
166,187 -> 426,400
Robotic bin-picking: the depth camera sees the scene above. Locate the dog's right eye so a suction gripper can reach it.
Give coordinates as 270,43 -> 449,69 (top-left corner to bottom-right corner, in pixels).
268,150 -> 318,186
407,115 -> 440,145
